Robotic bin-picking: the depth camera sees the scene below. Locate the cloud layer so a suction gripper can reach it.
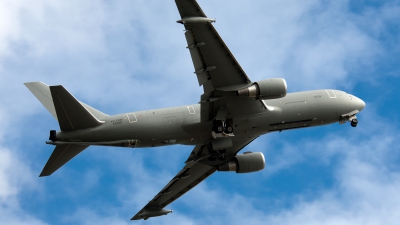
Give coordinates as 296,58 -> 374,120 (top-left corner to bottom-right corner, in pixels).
1,0 -> 399,224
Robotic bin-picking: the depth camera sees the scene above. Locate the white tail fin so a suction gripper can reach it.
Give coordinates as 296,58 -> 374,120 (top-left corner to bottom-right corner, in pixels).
25,82 -> 58,120
25,82 -> 109,130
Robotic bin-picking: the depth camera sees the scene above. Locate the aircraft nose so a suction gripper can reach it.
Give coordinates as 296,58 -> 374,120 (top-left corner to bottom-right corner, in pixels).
352,95 -> 366,111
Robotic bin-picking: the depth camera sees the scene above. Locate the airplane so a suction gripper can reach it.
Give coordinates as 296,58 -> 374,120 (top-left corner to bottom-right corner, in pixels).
24,0 -> 365,221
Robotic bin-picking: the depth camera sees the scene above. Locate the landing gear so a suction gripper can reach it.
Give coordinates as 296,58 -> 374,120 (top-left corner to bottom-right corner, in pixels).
209,119 -> 234,161
213,120 -> 224,133
212,119 -> 234,134
351,118 -> 358,127
225,126 -> 234,134
339,114 -> 359,128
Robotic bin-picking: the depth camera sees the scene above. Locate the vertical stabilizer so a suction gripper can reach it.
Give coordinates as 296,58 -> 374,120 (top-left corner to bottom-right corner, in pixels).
24,82 -> 58,120
24,82 -> 109,176
24,82 -> 109,123
50,85 -> 104,131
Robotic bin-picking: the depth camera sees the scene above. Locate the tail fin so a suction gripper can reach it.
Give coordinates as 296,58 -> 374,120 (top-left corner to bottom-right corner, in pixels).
24,82 -> 58,120
40,144 -> 89,177
49,85 -> 104,131
25,82 -> 109,176
24,82 -> 108,131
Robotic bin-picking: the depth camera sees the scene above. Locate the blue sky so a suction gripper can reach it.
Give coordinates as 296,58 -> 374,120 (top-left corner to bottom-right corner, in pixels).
1,0 -> 400,224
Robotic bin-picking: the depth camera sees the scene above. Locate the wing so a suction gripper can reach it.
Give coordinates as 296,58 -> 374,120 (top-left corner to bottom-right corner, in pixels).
131,138 -> 256,220
175,0 -> 267,121
131,1 -> 264,220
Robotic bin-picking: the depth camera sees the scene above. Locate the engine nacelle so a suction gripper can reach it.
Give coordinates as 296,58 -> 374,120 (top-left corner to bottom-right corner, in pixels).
237,78 -> 287,99
218,152 -> 265,173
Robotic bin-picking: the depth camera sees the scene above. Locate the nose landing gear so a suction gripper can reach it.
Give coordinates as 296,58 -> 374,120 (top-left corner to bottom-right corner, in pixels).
339,113 -> 359,128
350,118 -> 358,127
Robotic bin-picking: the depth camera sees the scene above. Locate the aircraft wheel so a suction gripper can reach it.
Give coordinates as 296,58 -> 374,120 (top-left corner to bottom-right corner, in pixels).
225,126 -> 233,134
213,125 -> 223,133
216,125 -> 224,133
351,119 -> 358,127
213,120 -> 224,133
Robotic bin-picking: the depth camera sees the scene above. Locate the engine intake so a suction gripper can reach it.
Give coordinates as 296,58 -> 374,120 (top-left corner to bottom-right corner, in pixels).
237,78 -> 287,99
218,152 -> 265,173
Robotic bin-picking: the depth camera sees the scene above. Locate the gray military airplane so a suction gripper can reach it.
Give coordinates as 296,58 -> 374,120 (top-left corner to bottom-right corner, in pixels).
24,0 -> 365,221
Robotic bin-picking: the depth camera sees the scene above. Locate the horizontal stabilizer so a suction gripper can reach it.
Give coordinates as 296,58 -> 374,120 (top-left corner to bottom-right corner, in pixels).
50,85 -> 104,131
40,144 -> 89,177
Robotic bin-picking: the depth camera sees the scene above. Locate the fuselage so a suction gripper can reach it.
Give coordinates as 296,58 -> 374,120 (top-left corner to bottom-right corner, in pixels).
54,89 -> 365,148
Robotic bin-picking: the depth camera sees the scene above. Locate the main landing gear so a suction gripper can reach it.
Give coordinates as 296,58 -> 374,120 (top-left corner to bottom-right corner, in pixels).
212,119 -> 234,134
208,119 -> 234,162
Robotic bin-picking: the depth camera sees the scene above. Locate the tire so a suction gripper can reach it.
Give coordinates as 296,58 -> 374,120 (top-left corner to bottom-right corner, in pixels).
351,119 -> 358,127
216,125 -> 224,133
225,126 -> 233,134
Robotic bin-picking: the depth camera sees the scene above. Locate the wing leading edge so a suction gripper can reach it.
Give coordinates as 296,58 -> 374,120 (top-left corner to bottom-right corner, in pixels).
175,0 -> 266,121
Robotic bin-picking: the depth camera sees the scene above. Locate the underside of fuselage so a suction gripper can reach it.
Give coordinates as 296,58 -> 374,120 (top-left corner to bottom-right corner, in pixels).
51,89 -> 364,149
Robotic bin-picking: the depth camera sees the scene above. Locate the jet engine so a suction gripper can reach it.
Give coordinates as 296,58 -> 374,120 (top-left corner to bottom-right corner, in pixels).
237,78 -> 287,99
218,152 -> 265,173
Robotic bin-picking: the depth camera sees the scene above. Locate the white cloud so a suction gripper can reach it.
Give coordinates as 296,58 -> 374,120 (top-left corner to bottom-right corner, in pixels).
0,0 -> 399,224
0,146 -> 48,225
204,0 -> 399,91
